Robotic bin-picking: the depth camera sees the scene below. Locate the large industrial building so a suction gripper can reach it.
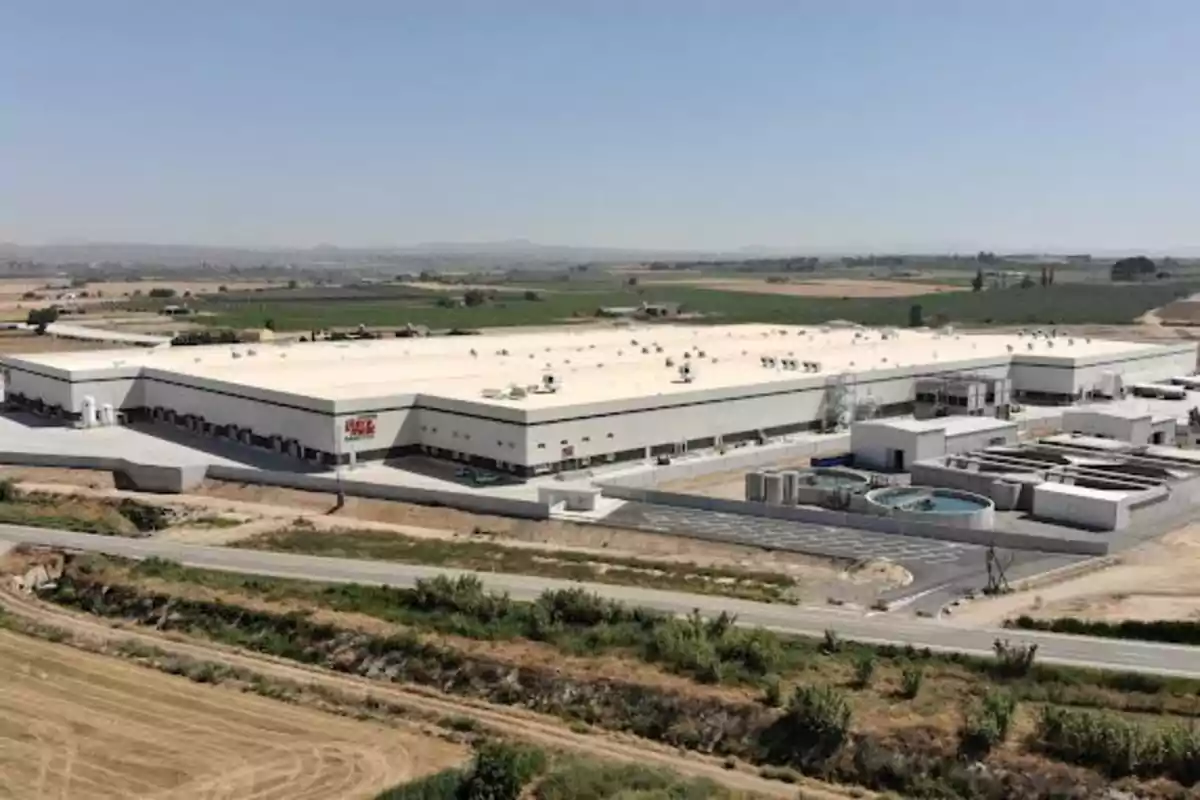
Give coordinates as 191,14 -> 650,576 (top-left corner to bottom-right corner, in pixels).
1,324 -> 1195,476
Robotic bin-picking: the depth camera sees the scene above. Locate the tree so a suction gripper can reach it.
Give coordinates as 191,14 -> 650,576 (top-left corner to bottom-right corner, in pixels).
908,303 -> 924,328
971,269 -> 984,292
26,306 -> 59,333
523,290 -> 542,301
626,276 -> 639,287
1040,266 -> 1049,287
287,279 -> 298,289
1019,273 -> 1035,289
147,287 -> 176,298
264,319 -> 276,331
1111,256 -> 1157,282
463,289 -> 487,307
217,285 -> 228,293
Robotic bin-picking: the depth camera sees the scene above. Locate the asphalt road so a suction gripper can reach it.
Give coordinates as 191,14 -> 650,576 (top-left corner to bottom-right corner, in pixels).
3,524 -> 1196,678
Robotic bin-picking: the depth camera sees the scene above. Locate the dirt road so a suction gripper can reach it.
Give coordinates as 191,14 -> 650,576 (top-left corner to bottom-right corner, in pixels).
0,628 -> 462,800
0,588 -> 859,799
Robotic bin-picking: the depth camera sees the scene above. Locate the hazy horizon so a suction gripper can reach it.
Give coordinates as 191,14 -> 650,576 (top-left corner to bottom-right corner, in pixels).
4,2 -> 1199,253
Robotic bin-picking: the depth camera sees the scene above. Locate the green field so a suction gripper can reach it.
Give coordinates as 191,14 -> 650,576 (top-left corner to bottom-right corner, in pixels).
188,280 -> 1200,332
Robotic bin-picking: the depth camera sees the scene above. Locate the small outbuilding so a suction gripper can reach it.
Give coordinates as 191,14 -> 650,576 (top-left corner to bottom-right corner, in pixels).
851,416 -> 1019,472
1060,407 -> 1176,446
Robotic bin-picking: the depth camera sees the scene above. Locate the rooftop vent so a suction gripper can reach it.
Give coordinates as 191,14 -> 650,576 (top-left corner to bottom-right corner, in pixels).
678,362 -> 695,383
542,373 -> 560,392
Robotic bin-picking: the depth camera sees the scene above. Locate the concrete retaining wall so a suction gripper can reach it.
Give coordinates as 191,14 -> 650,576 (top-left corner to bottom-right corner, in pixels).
0,451 -> 206,493
599,482 -> 1108,555
207,465 -> 550,519
603,435 -> 850,489
0,452 -> 550,518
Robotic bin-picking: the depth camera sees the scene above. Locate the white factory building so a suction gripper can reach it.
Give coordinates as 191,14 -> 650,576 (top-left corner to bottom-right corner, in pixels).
1,324 -> 1195,476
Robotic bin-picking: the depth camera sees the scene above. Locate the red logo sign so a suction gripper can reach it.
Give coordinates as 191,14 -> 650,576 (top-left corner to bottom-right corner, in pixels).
344,416 -> 376,440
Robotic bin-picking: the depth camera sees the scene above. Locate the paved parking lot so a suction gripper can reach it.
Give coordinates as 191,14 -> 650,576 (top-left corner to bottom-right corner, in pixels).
602,502 -> 979,567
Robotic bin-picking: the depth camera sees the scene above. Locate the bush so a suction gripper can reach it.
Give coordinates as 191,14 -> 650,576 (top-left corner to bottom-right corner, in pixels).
992,638 -> 1038,678
0,479 -> 19,503
852,652 -> 876,689
115,499 -> 173,532
456,741 -> 546,800
1036,705 -> 1200,784
1011,613 -> 1200,647
762,685 -> 852,768
376,769 -> 463,799
533,759 -> 728,800
148,287 -> 177,298
899,664 -> 923,699
959,690 -> 1017,758
762,674 -> 783,707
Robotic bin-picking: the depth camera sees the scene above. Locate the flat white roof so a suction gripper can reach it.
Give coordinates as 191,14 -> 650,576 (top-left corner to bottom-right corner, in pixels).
862,415 -> 1017,436
1035,481 -> 1132,500
1,324 -> 1186,411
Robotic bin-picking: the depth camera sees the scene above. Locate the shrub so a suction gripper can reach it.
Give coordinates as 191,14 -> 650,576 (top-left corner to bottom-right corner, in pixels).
992,638 -> 1038,678
0,479 -> 18,503
375,769 -> 463,799
457,741 -> 546,800
852,652 -> 876,689
821,628 -> 842,654
148,287 -> 177,298
899,664 -> 923,699
115,499 -> 173,532
762,685 -> 852,768
959,690 -> 1017,758
762,674 -> 783,707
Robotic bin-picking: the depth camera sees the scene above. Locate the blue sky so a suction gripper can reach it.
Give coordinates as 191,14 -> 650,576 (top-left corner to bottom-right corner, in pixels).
2,1 -> 1198,252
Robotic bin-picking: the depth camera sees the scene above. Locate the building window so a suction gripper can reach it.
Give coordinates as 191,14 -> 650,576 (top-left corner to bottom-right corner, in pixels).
607,433 -> 614,439
582,436 -> 590,442
560,439 -> 568,445
537,443 -> 546,449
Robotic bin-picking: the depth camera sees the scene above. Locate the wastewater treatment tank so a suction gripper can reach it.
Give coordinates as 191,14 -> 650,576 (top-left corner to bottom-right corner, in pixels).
864,486 -> 995,530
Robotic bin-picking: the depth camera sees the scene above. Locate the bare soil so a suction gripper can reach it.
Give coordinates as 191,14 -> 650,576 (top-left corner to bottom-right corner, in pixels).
639,277 -> 967,298
952,522 -> 1200,625
0,588 -> 834,799
0,330 -> 115,354
0,469 -> 886,600
0,628 -> 464,800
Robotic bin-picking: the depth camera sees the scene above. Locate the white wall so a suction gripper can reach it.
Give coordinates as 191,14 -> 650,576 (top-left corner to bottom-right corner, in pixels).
944,425 -> 1018,455
1061,410 -> 1147,444
141,378 -> 337,450
1031,484 -> 1131,531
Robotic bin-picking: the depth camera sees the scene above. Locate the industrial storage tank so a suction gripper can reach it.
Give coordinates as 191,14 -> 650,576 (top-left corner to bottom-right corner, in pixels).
744,471 -> 766,502
780,470 -> 799,505
81,396 -> 97,428
763,472 -> 785,505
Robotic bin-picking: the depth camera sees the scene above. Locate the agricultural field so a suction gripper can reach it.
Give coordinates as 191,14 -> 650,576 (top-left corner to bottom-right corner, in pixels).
636,277 -> 968,298
172,280 -> 1200,332
0,628 -> 463,800
29,553 -> 1200,800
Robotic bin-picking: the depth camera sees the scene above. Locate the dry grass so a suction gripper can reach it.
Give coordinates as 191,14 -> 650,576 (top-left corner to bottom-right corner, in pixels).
0,628 -> 464,800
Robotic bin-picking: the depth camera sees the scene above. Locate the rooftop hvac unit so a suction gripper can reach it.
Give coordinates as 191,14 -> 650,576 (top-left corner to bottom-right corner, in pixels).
509,385 -> 527,399
665,357 -> 675,367
481,388 -> 502,398
678,363 -> 695,383
542,372 -> 559,392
